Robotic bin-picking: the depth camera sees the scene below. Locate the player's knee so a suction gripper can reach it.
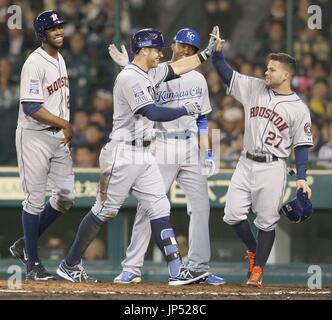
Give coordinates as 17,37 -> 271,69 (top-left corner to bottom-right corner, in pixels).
56,188 -> 75,212
95,208 -> 119,222
141,195 -> 170,220
254,216 -> 279,232
223,208 -> 246,226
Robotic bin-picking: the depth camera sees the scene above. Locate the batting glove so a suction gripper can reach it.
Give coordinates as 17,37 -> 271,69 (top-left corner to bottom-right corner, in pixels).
183,101 -> 201,116
108,44 -> 129,68
204,150 -> 216,177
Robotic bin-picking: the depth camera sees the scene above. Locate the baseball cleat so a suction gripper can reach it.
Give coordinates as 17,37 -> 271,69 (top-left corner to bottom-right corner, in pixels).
114,271 -> 142,284
9,238 -> 28,266
247,266 -> 263,287
245,250 -> 256,279
26,262 -> 56,281
198,273 -> 226,285
168,267 -> 209,286
56,260 -> 99,283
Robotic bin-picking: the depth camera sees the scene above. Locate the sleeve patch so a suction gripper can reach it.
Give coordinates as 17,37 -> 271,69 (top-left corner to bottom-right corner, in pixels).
304,122 -> 312,136
29,80 -> 39,94
132,83 -> 148,104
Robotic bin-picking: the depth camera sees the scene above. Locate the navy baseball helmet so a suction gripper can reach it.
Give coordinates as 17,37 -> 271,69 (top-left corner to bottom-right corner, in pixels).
34,10 -> 66,40
131,28 -> 167,54
173,28 -> 200,52
279,189 -> 313,223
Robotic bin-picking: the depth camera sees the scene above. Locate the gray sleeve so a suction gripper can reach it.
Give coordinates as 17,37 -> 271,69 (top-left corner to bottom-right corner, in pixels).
293,105 -> 314,147
120,74 -> 154,113
148,63 -> 169,86
20,62 -> 44,103
227,71 -> 266,107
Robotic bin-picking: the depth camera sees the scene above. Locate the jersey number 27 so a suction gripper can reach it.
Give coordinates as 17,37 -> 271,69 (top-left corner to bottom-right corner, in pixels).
264,131 -> 283,148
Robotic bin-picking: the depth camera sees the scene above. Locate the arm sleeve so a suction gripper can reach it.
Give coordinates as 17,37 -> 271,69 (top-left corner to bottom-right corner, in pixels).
164,65 -> 181,82
120,75 -> 155,113
22,102 -> 42,116
196,115 -> 208,136
20,62 -> 44,103
212,52 -> 234,86
148,63 -> 170,86
292,105 -> 314,148
135,103 -> 187,121
295,145 -> 310,180
226,71 -> 267,107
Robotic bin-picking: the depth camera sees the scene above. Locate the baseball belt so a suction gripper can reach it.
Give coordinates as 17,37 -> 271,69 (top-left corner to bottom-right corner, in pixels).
246,151 -> 278,163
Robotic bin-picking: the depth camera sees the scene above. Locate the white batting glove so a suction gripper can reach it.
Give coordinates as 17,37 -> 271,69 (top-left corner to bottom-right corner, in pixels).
108,44 -> 129,68
204,150 -> 216,177
183,101 -> 201,116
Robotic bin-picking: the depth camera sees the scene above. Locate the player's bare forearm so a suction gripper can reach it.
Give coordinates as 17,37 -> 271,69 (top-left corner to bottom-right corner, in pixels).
198,134 -> 210,152
31,107 -> 72,144
31,107 -> 69,129
170,55 -> 202,75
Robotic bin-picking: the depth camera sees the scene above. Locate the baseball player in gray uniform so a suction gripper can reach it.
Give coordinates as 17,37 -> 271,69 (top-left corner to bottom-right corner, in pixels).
56,28 -> 218,285
9,10 -> 75,280
211,27 -> 313,287
110,28 -> 225,285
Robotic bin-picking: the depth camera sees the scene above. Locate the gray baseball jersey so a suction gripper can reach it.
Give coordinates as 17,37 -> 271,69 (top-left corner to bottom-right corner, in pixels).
91,63 -> 172,222
224,71 -> 313,231
16,47 -> 74,215
120,67 -> 213,274
110,63 -> 169,141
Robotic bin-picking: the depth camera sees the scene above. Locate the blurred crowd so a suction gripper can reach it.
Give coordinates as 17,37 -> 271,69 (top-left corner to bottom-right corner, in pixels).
0,0 -> 331,168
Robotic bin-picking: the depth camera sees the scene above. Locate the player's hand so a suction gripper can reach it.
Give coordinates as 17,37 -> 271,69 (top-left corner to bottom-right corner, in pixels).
204,150 -> 216,177
108,44 -> 129,68
62,122 -> 73,146
296,179 -> 312,199
213,26 -> 226,52
183,101 -> 201,116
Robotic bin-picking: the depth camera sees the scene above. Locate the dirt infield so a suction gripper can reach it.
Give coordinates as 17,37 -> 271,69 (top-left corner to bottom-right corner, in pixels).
0,280 -> 331,300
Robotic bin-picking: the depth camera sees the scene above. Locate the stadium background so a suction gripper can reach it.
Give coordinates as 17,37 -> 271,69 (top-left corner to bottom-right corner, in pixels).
0,0 -> 332,285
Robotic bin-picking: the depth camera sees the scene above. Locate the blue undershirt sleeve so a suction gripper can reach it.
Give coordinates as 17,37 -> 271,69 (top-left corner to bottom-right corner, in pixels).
136,103 -> 187,121
295,145 -> 310,180
196,115 -> 208,136
212,52 -> 234,86
22,102 -> 42,116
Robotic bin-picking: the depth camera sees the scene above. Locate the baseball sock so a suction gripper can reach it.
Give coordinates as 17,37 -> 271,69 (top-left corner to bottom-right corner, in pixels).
66,211 -> 104,266
255,229 -> 276,268
38,201 -> 62,236
22,210 -> 40,267
232,220 -> 257,253
150,216 -> 182,278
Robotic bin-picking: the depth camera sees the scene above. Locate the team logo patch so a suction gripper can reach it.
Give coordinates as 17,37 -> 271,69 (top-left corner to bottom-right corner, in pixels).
304,122 -> 312,136
132,83 -> 147,104
29,80 -> 39,94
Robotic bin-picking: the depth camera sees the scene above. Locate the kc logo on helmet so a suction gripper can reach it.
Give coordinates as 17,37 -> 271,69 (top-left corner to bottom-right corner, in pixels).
187,31 -> 195,41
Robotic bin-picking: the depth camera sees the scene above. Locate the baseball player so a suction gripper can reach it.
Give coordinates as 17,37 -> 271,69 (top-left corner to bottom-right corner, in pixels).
9,10 -> 75,280
110,28 -> 225,285
56,28 -> 218,285
212,27 -> 313,287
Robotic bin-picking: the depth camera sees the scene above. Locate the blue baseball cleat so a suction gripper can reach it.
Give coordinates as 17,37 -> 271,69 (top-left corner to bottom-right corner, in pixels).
199,273 -> 226,285
114,271 -> 142,284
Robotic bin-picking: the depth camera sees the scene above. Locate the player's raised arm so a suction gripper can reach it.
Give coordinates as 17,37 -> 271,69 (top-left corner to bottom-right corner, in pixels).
170,26 -> 222,75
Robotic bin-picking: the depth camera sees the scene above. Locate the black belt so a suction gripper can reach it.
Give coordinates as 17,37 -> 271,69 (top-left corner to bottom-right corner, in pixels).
45,126 -> 61,133
246,152 -> 278,163
126,140 -> 151,147
157,132 -> 192,140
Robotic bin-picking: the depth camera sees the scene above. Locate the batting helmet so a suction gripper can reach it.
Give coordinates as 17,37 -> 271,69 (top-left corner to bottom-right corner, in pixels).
131,28 -> 167,54
279,189 -> 313,223
34,10 -> 66,40
173,28 -> 200,52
